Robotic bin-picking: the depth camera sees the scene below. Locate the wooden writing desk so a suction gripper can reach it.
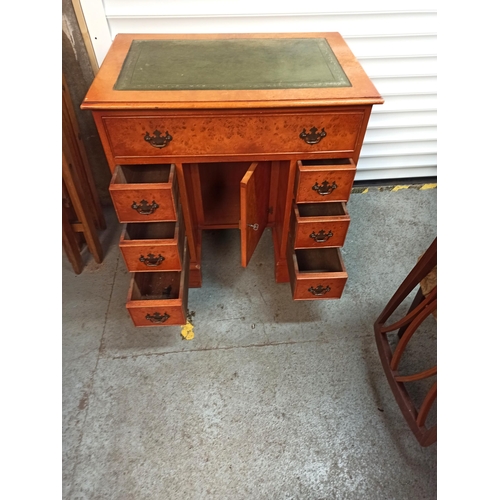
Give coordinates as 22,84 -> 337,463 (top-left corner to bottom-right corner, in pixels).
82,33 -> 383,326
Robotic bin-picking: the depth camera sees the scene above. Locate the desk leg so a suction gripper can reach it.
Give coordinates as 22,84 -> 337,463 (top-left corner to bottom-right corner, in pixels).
272,159 -> 296,283
273,228 -> 290,283
188,228 -> 203,288
176,163 -> 202,287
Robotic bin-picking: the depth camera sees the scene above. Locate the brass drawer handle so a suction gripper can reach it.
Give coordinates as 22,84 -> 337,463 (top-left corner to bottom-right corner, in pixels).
312,180 -> 337,196
308,285 -> 331,296
131,200 -> 159,215
299,127 -> 327,145
139,253 -> 165,267
145,312 -> 170,323
310,230 -> 333,243
144,130 -> 173,149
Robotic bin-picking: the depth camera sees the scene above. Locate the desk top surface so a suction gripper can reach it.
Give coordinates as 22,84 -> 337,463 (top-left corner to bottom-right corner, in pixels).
82,33 -> 383,110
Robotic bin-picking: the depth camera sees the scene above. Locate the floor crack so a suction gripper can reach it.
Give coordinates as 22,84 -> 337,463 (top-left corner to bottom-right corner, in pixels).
106,338 -> 330,361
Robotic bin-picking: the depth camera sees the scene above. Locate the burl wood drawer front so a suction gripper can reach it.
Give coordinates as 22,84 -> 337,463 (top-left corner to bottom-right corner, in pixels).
295,158 -> 356,203
109,164 -> 178,222
292,202 -> 350,248
119,216 -> 185,272
126,239 -> 189,326
101,111 -> 365,158
287,239 -> 348,300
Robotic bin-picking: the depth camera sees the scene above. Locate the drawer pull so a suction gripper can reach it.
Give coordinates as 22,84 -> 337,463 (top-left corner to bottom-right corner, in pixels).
139,253 -> 165,267
144,130 -> 173,149
312,180 -> 338,196
145,312 -> 170,323
131,200 -> 159,215
299,127 -> 327,145
310,230 -> 333,243
308,285 -> 331,296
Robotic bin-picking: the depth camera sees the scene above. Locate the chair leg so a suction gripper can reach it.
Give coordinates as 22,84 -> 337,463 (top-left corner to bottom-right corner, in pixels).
397,287 -> 425,339
63,201 -> 84,274
375,238 -> 437,328
374,238 -> 437,447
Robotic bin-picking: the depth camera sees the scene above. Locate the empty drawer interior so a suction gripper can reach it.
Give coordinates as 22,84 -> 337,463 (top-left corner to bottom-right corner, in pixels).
295,248 -> 343,273
116,164 -> 173,184
130,272 -> 181,300
123,222 -> 176,241
300,158 -> 351,167
296,203 -> 346,217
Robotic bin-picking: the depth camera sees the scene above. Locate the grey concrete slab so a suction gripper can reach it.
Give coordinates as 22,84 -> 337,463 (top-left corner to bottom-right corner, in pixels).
345,189 -> 436,283
62,209 -> 122,498
100,228 -> 330,358
68,340 -> 436,500
100,188 -> 436,359
63,187 -> 437,499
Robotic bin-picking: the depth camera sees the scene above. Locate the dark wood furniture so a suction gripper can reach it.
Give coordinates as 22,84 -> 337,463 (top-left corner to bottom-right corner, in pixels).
374,238 -> 437,447
63,74 -> 106,274
82,33 -> 383,326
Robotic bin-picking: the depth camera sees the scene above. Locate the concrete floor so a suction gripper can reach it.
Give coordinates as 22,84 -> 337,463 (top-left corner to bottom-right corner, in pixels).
63,186 -> 437,500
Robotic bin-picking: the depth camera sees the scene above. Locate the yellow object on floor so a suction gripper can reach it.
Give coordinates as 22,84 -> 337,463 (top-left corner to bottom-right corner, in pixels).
181,321 -> 195,340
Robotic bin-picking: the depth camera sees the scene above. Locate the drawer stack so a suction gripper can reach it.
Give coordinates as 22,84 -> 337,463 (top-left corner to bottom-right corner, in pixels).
287,158 -> 356,300
109,164 -> 190,326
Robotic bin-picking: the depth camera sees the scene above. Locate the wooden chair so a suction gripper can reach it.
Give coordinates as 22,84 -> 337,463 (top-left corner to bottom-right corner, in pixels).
374,238 -> 437,447
62,74 -> 106,273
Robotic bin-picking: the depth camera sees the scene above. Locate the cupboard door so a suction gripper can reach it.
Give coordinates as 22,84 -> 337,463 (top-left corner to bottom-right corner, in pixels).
240,161 -> 271,267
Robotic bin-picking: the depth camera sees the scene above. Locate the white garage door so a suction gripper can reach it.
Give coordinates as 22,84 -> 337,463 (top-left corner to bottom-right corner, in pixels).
78,0 -> 437,182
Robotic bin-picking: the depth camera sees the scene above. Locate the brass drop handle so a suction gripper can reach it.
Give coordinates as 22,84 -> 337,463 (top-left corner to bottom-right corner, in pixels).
131,200 -> 159,215
139,254 -> 165,267
299,127 -> 327,145
312,180 -> 337,196
145,312 -> 170,323
308,285 -> 331,296
144,130 -> 173,149
310,230 -> 333,243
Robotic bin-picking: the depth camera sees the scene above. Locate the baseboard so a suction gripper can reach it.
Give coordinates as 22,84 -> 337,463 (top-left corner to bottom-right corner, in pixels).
352,176 -> 437,193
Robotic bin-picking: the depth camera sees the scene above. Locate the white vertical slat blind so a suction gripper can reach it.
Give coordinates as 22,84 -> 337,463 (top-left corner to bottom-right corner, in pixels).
79,0 -> 437,181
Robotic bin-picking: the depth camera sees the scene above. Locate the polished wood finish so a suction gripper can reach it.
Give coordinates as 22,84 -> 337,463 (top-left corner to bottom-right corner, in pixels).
175,162 -> 202,277
295,159 -> 356,203
126,239 -> 190,326
82,33 -> 384,110
100,109 -> 366,160
240,162 -> 272,267
119,216 -> 185,272
292,202 -> 350,248
109,164 -> 178,222
374,238 -> 437,447
198,162 -> 252,228
82,33 -> 383,321
287,239 -> 348,300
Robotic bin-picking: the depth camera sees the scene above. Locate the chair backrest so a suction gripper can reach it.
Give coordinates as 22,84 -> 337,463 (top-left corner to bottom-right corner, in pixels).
374,237 -> 437,447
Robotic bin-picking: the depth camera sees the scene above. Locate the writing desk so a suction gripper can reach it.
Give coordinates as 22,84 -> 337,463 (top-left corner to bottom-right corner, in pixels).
82,33 -> 383,326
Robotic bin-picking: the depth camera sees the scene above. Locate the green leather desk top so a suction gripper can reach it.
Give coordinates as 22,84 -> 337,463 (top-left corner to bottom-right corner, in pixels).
114,38 -> 351,91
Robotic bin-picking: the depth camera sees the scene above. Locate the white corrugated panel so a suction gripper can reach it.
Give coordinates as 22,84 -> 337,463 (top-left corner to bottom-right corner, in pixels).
79,0 -> 437,181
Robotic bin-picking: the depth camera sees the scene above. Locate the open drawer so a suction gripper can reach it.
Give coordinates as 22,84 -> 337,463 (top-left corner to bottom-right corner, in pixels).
295,158 -> 356,203
126,238 -> 189,326
119,212 -> 185,272
109,164 -> 178,222
292,202 -> 350,248
287,237 -> 348,300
